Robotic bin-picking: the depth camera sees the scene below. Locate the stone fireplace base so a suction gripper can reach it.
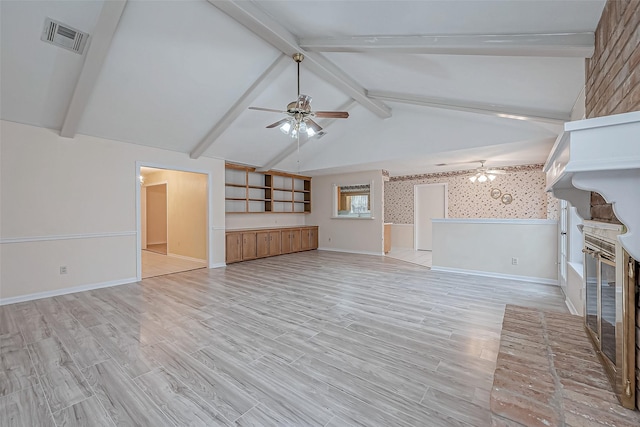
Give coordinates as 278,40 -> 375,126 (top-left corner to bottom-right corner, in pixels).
490,305 -> 640,426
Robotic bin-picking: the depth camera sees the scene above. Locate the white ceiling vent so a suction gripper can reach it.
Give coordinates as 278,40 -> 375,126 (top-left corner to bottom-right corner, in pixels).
41,18 -> 89,54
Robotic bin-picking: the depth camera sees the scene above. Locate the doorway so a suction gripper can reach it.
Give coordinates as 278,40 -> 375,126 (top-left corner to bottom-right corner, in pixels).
138,166 -> 209,279
144,183 -> 168,255
414,183 -> 447,251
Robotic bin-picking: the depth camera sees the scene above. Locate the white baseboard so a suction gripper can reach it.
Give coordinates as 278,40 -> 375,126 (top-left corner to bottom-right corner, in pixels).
0,277 -> 138,306
430,266 -> 558,286
565,297 -> 579,315
167,253 -> 207,263
208,262 -> 226,269
318,247 -> 384,257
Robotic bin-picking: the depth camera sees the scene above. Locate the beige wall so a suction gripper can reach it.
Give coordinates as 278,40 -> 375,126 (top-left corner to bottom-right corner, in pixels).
143,169 -> 207,260
0,120 -> 225,302
307,170 -> 385,255
385,164 -> 557,224
145,183 -> 168,245
431,219 -> 558,284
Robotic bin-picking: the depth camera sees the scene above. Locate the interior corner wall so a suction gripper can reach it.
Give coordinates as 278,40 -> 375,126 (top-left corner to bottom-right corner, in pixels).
143,169 -> 207,261
0,120 -> 225,302
307,170 -> 384,255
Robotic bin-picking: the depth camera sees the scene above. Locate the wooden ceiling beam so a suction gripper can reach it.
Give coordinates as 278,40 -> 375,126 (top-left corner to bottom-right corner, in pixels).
367,91 -> 570,124
60,0 -> 127,138
300,33 -> 595,57
207,0 -> 391,119
189,53 -> 290,159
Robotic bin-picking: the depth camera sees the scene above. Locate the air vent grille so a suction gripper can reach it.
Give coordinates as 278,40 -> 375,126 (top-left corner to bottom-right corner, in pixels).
41,18 -> 89,54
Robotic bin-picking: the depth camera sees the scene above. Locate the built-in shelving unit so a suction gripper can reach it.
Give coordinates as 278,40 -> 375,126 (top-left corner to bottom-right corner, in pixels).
225,163 -> 312,214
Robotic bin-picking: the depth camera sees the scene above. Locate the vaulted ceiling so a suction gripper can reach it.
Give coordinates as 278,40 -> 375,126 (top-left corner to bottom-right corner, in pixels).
0,0 -> 606,176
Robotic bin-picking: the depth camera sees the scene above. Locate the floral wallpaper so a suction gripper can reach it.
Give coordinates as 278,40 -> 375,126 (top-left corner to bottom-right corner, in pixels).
384,164 -> 559,223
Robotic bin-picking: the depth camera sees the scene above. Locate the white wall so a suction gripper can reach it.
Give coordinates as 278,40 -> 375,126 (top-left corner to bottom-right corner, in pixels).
0,121 -> 225,303
307,170 -> 384,255
391,224 -> 414,248
431,219 -> 558,284
225,213 -> 305,230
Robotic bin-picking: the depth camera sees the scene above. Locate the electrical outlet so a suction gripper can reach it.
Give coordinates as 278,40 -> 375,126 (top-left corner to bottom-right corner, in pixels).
511,257 -> 519,265
60,266 -> 68,274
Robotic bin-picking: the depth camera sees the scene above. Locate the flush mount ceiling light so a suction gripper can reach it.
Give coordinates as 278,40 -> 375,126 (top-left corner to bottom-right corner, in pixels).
468,161 -> 506,183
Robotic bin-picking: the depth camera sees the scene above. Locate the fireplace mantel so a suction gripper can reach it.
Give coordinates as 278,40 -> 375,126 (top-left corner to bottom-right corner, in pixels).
544,111 -> 640,260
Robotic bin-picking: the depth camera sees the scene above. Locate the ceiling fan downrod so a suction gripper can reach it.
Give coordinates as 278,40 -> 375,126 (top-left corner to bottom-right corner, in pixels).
293,53 -> 304,97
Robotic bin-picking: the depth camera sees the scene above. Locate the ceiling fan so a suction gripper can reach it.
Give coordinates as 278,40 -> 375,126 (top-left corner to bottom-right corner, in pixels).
248,53 -> 349,139
467,160 -> 506,182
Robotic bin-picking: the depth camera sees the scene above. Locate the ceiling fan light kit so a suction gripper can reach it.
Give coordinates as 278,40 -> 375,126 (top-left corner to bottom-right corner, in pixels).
248,53 -> 349,140
468,160 -> 505,183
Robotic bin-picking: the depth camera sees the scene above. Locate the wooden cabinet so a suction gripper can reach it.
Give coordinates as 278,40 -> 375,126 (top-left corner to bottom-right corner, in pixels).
225,226 -> 316,263
269,231 -> 281,255
242,232 -> 257,260
225,233 -> 242,263
301,227 -> 318,251
256,231 -> 270,258
225,163 -> 312,214
384,223 -> 392,254
281,229 -> 301,254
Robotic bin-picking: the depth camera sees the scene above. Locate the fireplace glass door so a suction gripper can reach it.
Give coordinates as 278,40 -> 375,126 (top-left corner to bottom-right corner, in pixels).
600,259 -> 617,363
585,249 -> 598,336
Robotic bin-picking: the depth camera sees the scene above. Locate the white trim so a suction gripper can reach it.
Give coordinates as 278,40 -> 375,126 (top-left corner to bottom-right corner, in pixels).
317,248 -> 384,257
211,226 -> 226,231
0,231 -> 136,244
136,161 -> 212,282
564,110 -> 640,132
0,277 -> 137,306
565,297 -> 579,315
568,261 -> 584,279
209,262 -> 226,269
390,223 -> 414,227
430,265 -> 559,286
431,218 -> 557,225
167,253 -> 207,263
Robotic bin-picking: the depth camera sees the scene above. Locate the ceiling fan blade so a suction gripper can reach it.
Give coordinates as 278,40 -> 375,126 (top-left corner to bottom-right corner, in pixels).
486,169 -> 507,174
314,111 -> 349,119
249,107 -> 286,113
266,118 -> 290,129
305,118 -> 323,133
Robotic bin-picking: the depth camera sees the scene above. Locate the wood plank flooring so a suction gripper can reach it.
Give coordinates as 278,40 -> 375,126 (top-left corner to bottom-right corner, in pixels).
0,251 -> 567,426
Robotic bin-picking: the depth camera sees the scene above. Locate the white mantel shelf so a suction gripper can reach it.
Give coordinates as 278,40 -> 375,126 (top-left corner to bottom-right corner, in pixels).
543,111 -> 640,260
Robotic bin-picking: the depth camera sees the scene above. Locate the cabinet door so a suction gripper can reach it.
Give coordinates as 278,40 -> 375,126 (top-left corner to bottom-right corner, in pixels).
256,232 -> 270,258
269,231 -> 281,256
242,232 -> 257,260
225,233 -> 242,263
281,230 -> 292,254
290,229 -> 301,252
309,227 -> 318,249
300,228 -> 311,250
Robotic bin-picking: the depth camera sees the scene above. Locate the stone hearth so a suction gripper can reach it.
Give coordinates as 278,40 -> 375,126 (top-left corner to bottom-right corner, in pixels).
490,305 -> 640,426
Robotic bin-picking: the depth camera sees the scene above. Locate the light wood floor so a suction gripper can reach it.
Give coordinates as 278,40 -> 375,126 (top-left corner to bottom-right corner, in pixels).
0,251 -> 567,426
142,250 -> 207,279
